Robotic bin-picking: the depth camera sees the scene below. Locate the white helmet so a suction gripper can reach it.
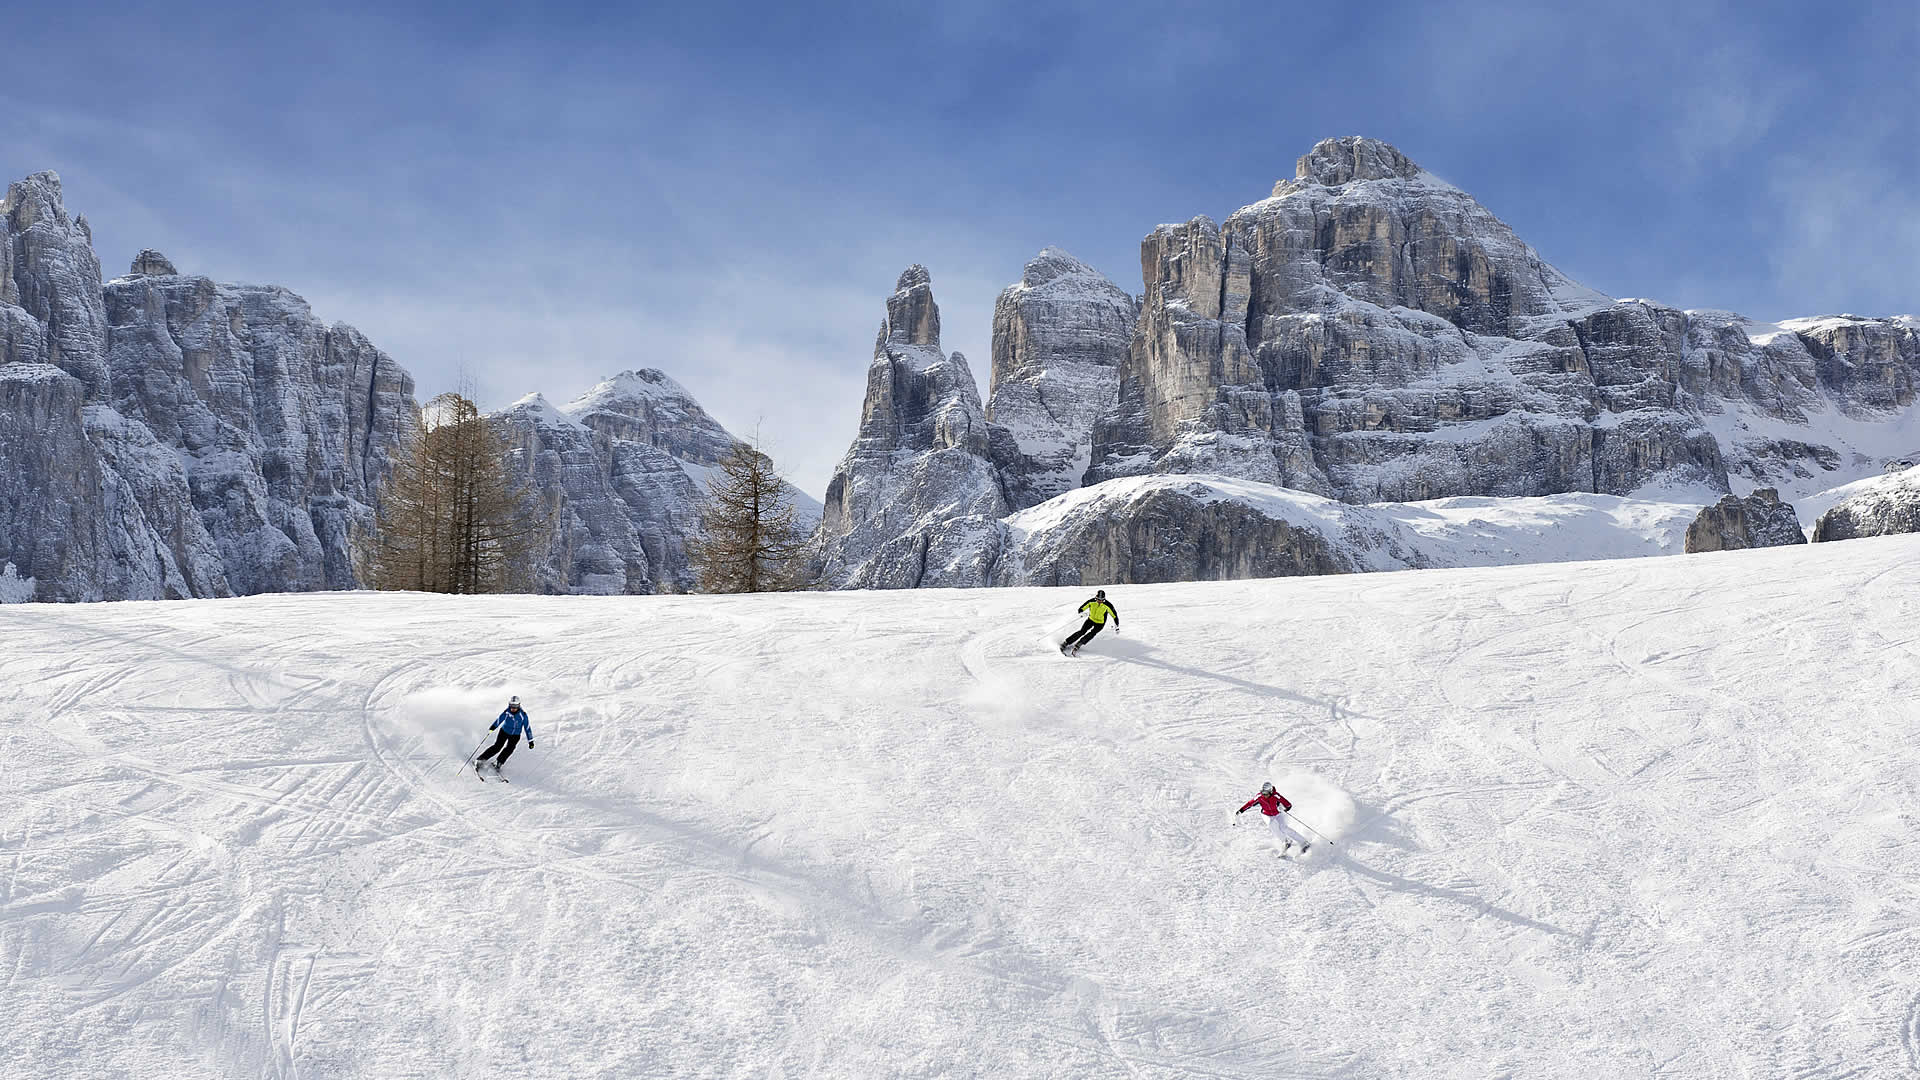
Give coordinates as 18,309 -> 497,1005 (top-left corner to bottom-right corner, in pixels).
508,695 -> 521,707
1261,781 -> 1274,794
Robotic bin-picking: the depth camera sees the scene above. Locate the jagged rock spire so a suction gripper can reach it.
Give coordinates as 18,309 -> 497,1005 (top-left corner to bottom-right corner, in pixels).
129,250 -> 179,277
810,265 -> 1006,587
885,264 -> 940,347
2,170 -> 109,398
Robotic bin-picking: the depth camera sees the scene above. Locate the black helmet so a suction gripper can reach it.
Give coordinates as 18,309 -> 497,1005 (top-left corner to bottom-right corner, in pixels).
1095,589 -> 1106,598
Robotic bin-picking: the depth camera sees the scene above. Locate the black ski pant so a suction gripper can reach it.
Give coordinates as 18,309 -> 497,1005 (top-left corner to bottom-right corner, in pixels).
476,731 -> 520,767
1063,619 -> 1107,649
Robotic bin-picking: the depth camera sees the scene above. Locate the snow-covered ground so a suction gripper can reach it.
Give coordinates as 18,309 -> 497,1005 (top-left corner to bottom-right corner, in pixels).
5,537 -> 1919,1078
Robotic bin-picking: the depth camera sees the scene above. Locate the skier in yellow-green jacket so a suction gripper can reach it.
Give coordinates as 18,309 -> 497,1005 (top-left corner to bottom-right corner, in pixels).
1060,590 -> 1119,656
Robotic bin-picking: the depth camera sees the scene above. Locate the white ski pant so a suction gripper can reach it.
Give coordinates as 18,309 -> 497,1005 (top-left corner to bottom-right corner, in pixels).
1266,813 -> 1308,848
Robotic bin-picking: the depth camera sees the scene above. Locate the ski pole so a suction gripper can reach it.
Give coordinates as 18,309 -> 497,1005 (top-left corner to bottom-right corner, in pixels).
1285,810 -> 1335,846
459,736 -> 488,773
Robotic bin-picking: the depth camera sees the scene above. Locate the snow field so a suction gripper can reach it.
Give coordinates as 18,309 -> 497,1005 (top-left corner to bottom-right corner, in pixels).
3,536 -> 1919,1077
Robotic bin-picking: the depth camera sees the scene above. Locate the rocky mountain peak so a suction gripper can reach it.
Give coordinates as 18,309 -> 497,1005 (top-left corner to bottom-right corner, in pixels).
1291,136 -> 1423,187
885,264 -> 940,347
2,169 -> 109,398
1,171 -> 69,230
1018,247 -> 1101,288
565,368 -> 697,414
2,166 -> 420,600
128,250 -> 179,277
503,391 -> 584,431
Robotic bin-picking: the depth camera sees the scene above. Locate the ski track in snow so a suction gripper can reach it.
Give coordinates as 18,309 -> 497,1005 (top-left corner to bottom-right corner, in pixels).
3,538 -> 1919,1078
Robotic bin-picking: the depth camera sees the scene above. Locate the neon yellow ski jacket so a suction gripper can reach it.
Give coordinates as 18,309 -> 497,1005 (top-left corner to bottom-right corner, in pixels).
1078,598 -> 1117,624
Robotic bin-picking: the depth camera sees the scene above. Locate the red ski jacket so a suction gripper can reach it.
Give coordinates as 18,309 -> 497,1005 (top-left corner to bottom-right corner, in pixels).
1239,791 -> 1291,816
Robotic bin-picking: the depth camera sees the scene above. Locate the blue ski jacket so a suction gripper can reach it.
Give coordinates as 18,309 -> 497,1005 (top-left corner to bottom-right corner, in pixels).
492,707 -> 533,738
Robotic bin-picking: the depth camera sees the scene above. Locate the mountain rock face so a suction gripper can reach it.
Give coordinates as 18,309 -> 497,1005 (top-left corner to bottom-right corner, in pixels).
496,370 -> 822,594
1085,137 -> 1916,505
1684,489 -> 1807,553
970,473 -> 1703,586
102,264 -> 417,594
0,172 -> 418,601
984,248 -> 1138,510
810,267 -> 1007,587
1812,465 -> 1920,542
4,172 -> 109,398
809,136 -> 1917,590
991,476 -> 1427,585
0,362 -> 209,601
498,393 -> 655,595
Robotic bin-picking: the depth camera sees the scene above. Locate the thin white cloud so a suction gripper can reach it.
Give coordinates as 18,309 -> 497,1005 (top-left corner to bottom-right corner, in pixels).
1764,151 -> 1920,319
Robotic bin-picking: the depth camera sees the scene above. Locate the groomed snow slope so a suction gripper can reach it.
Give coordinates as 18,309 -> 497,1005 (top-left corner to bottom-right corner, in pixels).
5,538 -> 1919,1078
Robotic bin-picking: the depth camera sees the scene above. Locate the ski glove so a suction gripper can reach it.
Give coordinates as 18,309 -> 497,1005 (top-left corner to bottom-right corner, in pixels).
528,740 -> 535,748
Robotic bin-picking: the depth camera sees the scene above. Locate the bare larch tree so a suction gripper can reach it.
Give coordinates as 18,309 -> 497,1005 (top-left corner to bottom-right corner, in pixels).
363,392 -> 543,593
689,441 -> 807,593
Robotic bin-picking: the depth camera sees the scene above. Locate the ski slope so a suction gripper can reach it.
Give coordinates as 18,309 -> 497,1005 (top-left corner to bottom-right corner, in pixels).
5,537 -> 1919,1078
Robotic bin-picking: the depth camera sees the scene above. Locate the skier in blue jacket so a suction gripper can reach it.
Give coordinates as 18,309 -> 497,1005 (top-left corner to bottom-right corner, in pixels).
475,696 -> 533,773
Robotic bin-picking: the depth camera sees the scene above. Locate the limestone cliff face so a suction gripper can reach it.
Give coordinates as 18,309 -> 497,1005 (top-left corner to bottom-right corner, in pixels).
808,136 -> 1918,590
0,363 -> 201,601
811,267 -> 1008,587
1683,489 -> 1807,553
0,171 -> 418,601
985,248 -> 1138,510
102,269 -> 416,593
496,393 -> 654,595
1086,137 -> 1917,505
3,173 -> 108,397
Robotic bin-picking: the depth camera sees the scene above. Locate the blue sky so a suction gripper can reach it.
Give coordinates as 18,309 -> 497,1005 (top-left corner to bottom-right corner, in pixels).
4,0 -> 1914,496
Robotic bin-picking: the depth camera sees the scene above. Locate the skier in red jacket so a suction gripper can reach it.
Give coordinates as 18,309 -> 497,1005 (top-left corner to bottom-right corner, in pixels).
1237,782 -> 1311,854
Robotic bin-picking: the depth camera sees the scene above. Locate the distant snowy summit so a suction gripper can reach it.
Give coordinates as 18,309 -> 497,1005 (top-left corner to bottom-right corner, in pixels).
495,369 -> 821,594
810,135 -> 1920,588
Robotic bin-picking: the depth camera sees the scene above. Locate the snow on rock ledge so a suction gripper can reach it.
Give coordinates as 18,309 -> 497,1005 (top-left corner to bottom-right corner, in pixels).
991,475 -> 1705,586
1812,465 -> 1920,542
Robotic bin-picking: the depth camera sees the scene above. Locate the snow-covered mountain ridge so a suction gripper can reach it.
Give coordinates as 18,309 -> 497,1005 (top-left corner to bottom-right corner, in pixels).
7,536 -> 1917,1076
813,136 -> 1919,587
0,168 -> 812,601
